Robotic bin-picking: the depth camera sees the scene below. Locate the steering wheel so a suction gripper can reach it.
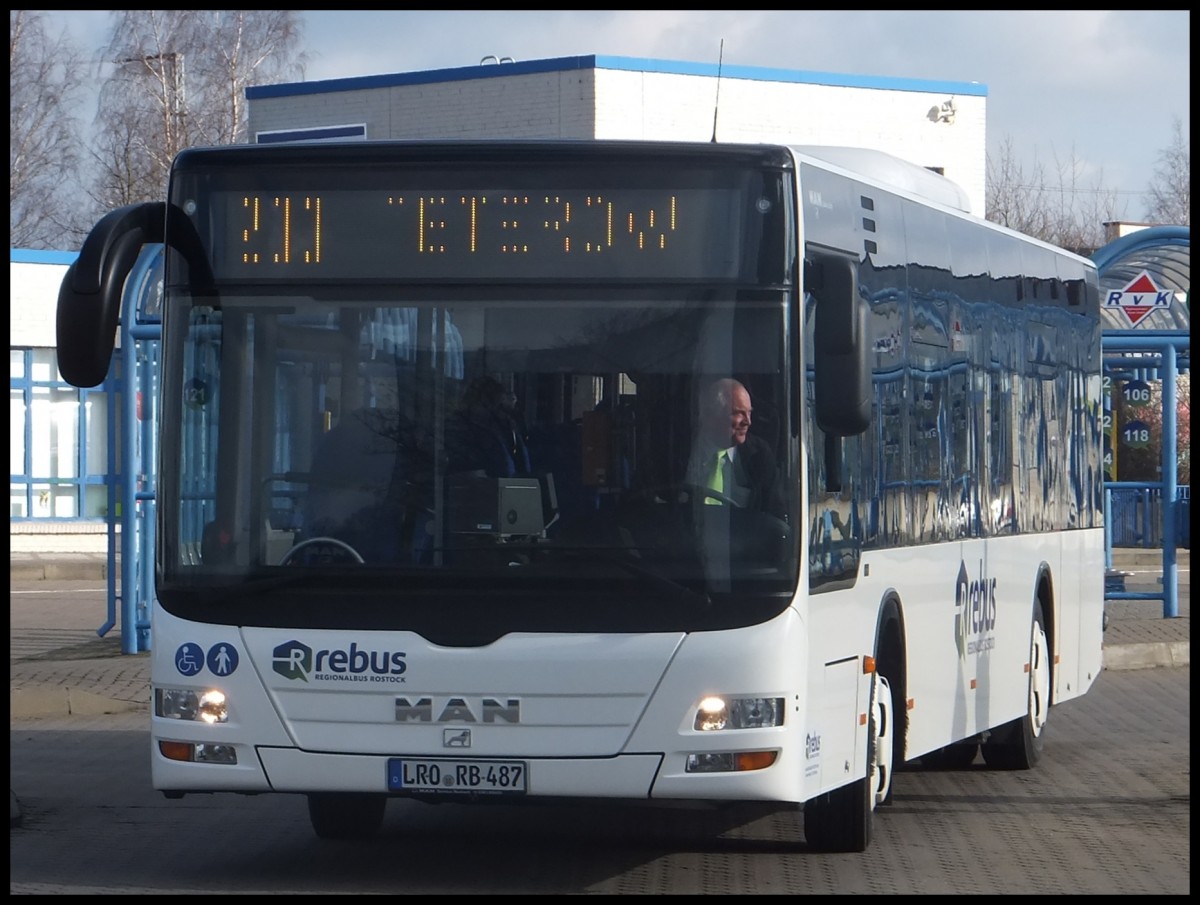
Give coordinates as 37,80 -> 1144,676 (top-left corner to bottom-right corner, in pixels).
279,536 -> 365,565
632,482 -> 744,508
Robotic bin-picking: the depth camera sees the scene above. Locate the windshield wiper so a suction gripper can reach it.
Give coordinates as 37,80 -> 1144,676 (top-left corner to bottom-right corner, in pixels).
555,547 -> 712,609
206,569 -> 370,597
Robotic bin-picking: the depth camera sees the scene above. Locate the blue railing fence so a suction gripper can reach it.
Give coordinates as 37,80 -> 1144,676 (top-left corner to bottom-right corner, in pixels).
1107,484 -> 1191,549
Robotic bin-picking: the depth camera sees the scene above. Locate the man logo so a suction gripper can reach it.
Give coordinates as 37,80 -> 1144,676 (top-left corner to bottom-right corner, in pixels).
444,728 -> 471,748
395,696 -> 521,724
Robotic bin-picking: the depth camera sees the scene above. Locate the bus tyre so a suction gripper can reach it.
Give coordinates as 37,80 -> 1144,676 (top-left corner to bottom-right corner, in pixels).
307,792 -> 387,840
804,672 -> 892,852
981,600 -> 1049,771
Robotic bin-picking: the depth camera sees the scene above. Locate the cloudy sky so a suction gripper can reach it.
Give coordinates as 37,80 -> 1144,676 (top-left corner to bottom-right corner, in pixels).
45,10 -> 1189,220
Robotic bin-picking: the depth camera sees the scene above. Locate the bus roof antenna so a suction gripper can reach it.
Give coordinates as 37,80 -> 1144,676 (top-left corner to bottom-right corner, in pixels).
711,39 -> 724,143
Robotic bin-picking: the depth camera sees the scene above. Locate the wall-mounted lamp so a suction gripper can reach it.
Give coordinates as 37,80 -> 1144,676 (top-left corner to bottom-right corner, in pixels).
927,98 -> 956,124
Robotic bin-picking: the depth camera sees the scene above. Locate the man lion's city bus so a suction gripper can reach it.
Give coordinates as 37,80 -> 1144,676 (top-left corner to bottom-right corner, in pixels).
57,140 -> 1105,852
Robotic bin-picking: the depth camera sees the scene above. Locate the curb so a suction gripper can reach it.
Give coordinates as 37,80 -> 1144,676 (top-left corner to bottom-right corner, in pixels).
1102,641 -> 1190,671
10,562 -> 110,581
10,687 -> 144,719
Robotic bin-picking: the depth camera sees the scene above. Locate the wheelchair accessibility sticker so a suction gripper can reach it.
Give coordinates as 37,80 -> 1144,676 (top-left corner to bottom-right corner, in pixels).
174,642 -> 240,677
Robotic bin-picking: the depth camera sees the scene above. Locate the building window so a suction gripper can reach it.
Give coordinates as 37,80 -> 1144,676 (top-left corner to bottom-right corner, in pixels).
9,348 -> 119,520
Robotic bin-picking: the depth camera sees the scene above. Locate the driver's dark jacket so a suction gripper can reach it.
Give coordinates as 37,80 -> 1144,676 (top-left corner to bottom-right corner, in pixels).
728,433 -> 787,520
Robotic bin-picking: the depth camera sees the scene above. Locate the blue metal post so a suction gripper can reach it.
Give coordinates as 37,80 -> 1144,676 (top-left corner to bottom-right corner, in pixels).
1160,343 -> 1178,617
131,325 -> 161,649
97,369 -> 120,639
116,248 -> 164,654
120,310 -> 142,653
1103,487 -> 1112,568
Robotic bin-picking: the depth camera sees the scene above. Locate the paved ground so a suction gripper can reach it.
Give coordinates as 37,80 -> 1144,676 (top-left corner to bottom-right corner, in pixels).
10,548 -> 1188,827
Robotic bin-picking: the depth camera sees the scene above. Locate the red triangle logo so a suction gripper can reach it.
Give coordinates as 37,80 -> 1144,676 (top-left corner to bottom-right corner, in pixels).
1123,273 -> 1158,293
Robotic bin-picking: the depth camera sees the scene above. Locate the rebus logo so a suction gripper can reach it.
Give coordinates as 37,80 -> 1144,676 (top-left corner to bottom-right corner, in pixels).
272,640 -> 407,683
954,559 -> 997,659
273,640 -> 312,681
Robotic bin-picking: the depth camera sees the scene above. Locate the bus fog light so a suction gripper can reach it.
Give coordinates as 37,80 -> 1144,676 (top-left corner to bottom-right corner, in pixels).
685,750 -> 778,773
694,696 -> 784,731
156,687 -> 229,723
158,741 -> 238,764
687,752 -> 735,773
194,744 -> 238,764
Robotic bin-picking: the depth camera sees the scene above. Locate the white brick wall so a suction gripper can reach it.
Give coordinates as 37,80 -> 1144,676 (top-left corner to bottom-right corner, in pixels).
10,260 -> 69,347
252,72 -> 602,141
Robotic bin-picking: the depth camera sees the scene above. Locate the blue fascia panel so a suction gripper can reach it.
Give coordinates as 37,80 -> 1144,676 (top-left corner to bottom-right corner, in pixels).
247,53 -> 987,101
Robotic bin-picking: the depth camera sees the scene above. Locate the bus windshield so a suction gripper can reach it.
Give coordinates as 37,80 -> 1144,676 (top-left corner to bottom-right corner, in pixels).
159,286 -> 799,628
148,144 -> 800,636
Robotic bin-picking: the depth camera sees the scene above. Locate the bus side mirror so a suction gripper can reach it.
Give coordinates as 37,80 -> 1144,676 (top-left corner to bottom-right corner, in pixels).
810,253 -> 871,436
56,202 -> 164,388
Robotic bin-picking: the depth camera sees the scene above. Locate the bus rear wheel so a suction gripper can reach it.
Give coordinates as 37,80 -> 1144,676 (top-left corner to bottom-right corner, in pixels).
981,600 -> 1049,770
307,792 -> 387,840
804,672 -> 893,852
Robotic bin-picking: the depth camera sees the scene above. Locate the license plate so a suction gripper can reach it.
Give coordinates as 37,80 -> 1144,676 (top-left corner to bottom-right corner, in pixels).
387,758 -> 527,795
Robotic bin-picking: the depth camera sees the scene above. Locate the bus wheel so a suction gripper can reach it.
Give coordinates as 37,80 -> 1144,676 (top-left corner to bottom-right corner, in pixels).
804,672 -> 892,852
307,792 -> 387,840
981,600 -> 1049,770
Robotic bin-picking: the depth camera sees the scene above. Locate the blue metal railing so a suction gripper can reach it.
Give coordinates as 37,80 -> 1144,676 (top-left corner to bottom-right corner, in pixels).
101,245 -> 162,654
1094,223 -> 1188,621
1101,334 -> 1187,618
1107,485 -> 1191,548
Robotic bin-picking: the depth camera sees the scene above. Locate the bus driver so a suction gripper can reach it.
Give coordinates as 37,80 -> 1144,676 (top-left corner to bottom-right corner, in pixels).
690,378 -> 786,520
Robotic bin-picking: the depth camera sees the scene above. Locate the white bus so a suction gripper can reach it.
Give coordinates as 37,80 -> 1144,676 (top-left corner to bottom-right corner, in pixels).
57,140 -> 1105,852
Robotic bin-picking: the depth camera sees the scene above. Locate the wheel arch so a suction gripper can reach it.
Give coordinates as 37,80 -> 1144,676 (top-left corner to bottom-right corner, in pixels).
873,590 -> 908,763
1034,563 -> 1056,703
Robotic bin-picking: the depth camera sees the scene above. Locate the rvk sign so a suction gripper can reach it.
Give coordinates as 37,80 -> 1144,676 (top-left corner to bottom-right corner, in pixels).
1104,270 -> 1173,328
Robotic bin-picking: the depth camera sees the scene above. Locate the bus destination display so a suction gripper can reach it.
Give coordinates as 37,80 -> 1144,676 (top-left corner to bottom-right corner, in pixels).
211,188 -> 746,280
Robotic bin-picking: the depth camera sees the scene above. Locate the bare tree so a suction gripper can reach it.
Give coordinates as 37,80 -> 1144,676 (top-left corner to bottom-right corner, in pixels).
985,135 -> 1125,253
1145,116 -> 1189,226
985,135 -> 1053,240
90,107 -> 162,209
201,10 -> 310,145
91,11 -> 191,213
9,10 -> 90,249
90,10 -> 308,211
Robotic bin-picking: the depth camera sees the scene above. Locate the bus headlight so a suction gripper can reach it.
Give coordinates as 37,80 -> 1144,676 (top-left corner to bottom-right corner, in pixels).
156,687 -> 229,724
694,696 -> 784,731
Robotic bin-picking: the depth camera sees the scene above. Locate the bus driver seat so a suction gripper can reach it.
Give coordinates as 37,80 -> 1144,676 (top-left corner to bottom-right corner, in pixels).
299,409 -> 407,563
